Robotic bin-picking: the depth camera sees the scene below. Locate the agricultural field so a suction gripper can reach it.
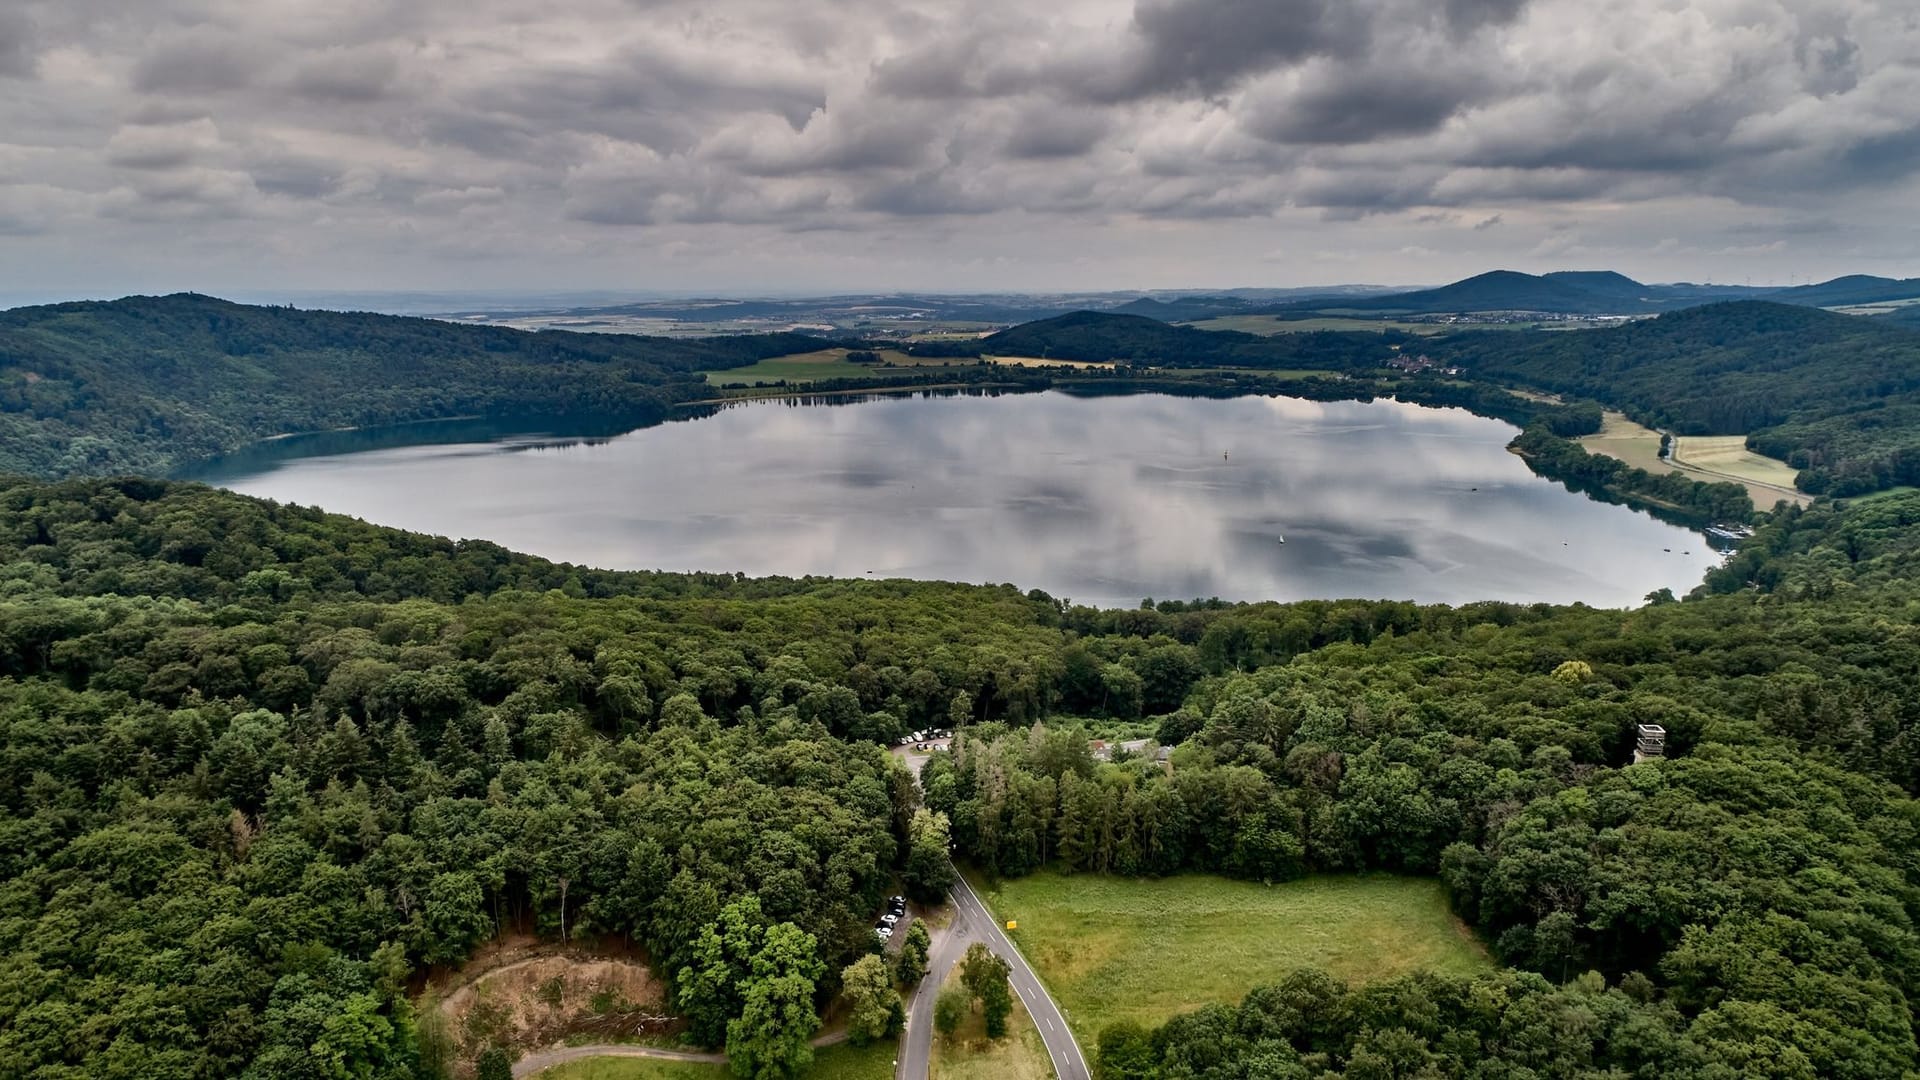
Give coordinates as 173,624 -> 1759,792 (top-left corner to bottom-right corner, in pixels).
1578,410 -> 1672,474
981,354 -> 1114,369
928,968 -> 1052,1080
1670,436 -> 1803,490
703,348 -> 956,386
974,872 -> 1491,1043
1575,415 -> 1810,508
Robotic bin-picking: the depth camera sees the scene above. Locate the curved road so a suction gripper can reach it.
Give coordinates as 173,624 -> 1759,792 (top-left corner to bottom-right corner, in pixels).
899,865 -> 1090,1080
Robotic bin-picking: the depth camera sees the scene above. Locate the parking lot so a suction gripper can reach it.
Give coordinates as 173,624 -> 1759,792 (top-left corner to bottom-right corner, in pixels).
887,728 -> 952,775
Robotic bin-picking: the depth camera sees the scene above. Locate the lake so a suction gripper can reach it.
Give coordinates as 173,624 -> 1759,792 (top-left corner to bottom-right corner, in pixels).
199,390 -> 1722,608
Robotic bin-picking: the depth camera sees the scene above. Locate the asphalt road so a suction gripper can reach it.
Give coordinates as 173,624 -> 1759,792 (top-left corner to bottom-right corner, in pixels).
898,864 -> 1090,1080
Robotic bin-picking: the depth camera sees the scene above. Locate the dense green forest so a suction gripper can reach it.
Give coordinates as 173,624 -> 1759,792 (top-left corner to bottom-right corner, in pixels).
1437,302 -> 1920,495
907,310 -> 1399,371
0,295 -> 825,480
6,294 -> 1920,1078
4,476 -> 1920,1077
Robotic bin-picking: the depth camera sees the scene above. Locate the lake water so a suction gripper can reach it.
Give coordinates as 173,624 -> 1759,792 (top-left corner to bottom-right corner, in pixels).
201,390 -> 1722,608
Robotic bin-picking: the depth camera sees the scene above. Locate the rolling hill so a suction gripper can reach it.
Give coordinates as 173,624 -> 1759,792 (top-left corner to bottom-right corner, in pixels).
1766,274 -> 1920,308
0,293 -> 827,480
1436,300 -> 1920,493
975,310 -> 1393,369
1271,269 -> 1775,317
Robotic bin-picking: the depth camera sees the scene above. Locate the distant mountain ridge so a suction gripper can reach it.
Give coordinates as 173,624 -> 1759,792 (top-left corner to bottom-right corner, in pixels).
1242,269 -> 1920,319
1766,275 -> 1920,307
1268,270 -> 1762,316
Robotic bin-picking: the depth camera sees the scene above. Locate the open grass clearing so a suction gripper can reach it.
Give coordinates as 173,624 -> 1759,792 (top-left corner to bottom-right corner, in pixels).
982,354 -> 1114,369
1505,388 -> 1565,405
1670,436 -> 1802,489
529,1042 -> 894,1080
973,871 -> 1490,1043
1578,410 -> 1671,475
1852,485 -> 1920,502
532,1059 -> 722,1080
929,967 -> 1053,1080
1574,415 -> 1808,508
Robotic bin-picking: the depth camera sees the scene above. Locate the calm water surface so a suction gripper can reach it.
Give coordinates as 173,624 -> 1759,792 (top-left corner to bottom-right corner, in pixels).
204,391 -> 1721,608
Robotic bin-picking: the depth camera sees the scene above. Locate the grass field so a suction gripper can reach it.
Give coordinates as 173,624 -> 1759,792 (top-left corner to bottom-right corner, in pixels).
532,1042 -> 894,1080
533,1058 -> 721,1080
1505,388 -> 1565,405
1573,414 -> 1809,508
703,348 -> 962,386
1854,485 -> 1920,502
975,871 -> 1490,1042
929,968 -> 1052,1080
1670,436 -> 1802,489
982,354 -> 1114,369
1579,411 -> 1671,474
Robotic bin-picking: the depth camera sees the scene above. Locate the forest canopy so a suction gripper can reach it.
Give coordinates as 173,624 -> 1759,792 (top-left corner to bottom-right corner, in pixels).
3,477 -> 1920,1076
0,294 -> 826,480
5,294 -> 1920,1077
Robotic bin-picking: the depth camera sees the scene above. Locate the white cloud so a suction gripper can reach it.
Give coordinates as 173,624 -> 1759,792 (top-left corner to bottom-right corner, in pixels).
0,0 -> 1916,296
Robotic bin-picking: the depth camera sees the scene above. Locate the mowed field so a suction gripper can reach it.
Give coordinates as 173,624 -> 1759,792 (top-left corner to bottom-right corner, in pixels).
1578,410 -> 1671,474
976,872 -> 1491,1042
703,348 -> 961,386
532,1041 -> 894,1080
1576,412 -> 1809,507
982,354 -> 1115,369
1670,436 -> 1803,490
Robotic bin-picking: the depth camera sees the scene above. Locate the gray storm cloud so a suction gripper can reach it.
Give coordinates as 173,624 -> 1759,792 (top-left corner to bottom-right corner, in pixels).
0,0 -> 1915,296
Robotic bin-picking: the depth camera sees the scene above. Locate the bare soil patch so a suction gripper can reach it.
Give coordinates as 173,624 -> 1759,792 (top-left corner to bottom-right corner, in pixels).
427,941 -> 675,1075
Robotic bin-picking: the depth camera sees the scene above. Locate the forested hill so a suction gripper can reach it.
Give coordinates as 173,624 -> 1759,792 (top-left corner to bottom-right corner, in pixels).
0,293 -> 827,480
7,476 -> 1920,1076
971,310 -> 1394,370
1438,301 -> 1920,494
1288,269 -> 1646,314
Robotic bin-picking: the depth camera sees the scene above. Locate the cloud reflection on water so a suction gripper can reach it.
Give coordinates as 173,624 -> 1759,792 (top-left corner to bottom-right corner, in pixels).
215,391 -> 1722,608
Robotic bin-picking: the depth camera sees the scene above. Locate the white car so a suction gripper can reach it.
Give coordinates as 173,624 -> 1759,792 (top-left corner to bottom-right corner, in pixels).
875,926 -> 894,940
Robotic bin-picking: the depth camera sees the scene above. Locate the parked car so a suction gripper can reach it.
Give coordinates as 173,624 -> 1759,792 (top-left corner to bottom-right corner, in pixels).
875,926 -> 893,940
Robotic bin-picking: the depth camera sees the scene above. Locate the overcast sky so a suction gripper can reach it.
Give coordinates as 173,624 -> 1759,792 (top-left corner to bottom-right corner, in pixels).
1,0 -> 1917,301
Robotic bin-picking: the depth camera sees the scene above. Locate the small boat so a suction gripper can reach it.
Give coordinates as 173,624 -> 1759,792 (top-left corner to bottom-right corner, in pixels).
1277,535 -> 1286,544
